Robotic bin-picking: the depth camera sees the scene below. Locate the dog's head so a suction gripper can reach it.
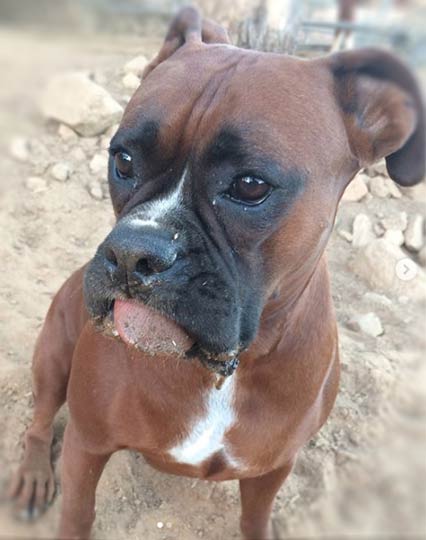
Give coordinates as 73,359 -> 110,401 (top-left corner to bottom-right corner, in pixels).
84,7 -> 425,372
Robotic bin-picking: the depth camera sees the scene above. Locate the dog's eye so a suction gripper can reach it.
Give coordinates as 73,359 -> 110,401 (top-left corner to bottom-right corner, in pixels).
226,176 -> 272,205
114,152 -> 133,179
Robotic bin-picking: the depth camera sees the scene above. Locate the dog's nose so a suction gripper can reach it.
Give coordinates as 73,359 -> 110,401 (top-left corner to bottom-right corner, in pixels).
102,225 -> 178,281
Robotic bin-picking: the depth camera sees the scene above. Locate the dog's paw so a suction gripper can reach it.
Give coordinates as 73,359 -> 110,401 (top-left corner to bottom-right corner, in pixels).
7,458 -> 56,521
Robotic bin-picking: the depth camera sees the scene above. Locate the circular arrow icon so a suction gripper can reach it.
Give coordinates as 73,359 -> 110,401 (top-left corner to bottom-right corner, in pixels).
395,258 -> 418,281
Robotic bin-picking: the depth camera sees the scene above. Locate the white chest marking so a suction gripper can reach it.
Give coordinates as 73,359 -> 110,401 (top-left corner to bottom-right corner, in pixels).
169,375 -> 241,468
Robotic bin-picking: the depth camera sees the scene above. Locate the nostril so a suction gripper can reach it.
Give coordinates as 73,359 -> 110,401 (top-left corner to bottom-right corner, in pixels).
135,253 -> 177,276
135,258 -> 154,276
105,247 -> 118,268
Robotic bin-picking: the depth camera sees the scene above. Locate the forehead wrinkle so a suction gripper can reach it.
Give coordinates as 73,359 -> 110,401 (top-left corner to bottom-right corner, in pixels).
110,119 -> 160,152
202,126 -> 248,167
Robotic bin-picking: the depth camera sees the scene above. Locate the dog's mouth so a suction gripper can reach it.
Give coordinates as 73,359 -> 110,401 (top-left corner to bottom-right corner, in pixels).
113,298 -> 194,356
94,298 -> 240,379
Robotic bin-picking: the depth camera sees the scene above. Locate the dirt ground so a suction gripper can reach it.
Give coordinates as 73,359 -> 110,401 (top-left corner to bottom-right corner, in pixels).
0,26 -> 425,540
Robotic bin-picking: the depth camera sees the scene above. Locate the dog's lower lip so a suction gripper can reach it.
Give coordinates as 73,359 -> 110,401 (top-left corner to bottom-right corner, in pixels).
112,299 -> 194,355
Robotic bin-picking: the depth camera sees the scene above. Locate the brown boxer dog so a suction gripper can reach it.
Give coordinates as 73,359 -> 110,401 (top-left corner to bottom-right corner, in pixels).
8,7 -> 425,540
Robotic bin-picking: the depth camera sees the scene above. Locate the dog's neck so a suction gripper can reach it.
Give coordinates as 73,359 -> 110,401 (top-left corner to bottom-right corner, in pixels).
242,255 -> 333,365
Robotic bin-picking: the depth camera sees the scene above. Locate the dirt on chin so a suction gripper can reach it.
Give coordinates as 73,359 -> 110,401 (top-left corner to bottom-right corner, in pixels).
0,27 -> 425,540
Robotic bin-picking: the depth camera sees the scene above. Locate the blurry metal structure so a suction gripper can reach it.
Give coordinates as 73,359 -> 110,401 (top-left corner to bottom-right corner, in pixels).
298,19 -> 409,53
236,0 -> 411,55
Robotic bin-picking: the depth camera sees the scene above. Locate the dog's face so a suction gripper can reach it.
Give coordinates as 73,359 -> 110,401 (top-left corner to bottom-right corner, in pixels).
84,26 -> 424,367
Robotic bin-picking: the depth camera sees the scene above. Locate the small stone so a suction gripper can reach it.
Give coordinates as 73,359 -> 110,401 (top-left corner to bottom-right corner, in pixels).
25,176 -> 47,193
363,292 -> 392,307
404,214 -> 424,252
341,173 -> 368,202
368,177 -> 389,198
122,72 -> 141,90
364,160 -> 387,178
383,229 -> 404,246
41,72 -> 123,137
384,178 -> 402,199
88,181 -> 103,200
124,55 -> 148,77
50,162 -> 72,182
156,521 -> 164,529
58,124 -> 78,141
338,229 -> 353,242
9,136 -> 30,161
381,211 -> 408,232
89,152 -> 108,175
347,312 -> 384,337
352,214 -> 374,247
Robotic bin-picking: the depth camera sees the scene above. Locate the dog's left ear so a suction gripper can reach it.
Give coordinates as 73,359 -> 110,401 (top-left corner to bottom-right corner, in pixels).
328,48 -> 425,186
142,7 -> 230,79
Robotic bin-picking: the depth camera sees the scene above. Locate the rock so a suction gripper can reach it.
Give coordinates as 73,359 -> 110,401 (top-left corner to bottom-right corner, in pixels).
364,159 -> 387,178
383,229 -> 404,246
352,214 -> 374,247
58,124 -> 78,141
50,162 -> 72,182
363,292 -> 392,307
381,211 -> 408,232
88,181 -> 103,200
123,55 -> 148,77
404,214 -> 424,252
122,73 -> 140,90
338,229 -> 353,243
368,177 -> 389,198
350,238 -> 426,298
341,174 -> 368,202
89,152 -> 108,175
9,136 -> 30,161
41,72 -> 123,137
25,176 -> 47,193
383,178 -> 402,199
347,312 -> 384,337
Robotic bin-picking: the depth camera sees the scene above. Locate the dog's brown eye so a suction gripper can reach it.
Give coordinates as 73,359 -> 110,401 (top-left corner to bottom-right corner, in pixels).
227,176 -> 271,205
114,152 -> 133,179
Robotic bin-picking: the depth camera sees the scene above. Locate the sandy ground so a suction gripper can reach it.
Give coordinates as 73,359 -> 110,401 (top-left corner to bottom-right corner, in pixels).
0,26 -> 425,540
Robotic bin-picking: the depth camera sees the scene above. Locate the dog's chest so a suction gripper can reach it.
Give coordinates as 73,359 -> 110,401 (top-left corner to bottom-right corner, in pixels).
168,375 -> 241,468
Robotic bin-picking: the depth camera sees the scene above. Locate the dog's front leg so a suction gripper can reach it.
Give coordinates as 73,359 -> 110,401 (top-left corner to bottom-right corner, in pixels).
239,460 -> 294,540
58,421 -> 111,540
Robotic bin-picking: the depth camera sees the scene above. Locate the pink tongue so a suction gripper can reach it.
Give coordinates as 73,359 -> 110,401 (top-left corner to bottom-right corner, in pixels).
113,299 -> 193,356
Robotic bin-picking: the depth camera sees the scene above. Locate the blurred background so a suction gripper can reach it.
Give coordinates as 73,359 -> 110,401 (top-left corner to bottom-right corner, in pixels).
0,1 -> 425,539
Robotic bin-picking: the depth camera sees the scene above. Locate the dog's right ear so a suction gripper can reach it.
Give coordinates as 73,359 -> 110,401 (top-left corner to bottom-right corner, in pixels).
142,7 -> 230,79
